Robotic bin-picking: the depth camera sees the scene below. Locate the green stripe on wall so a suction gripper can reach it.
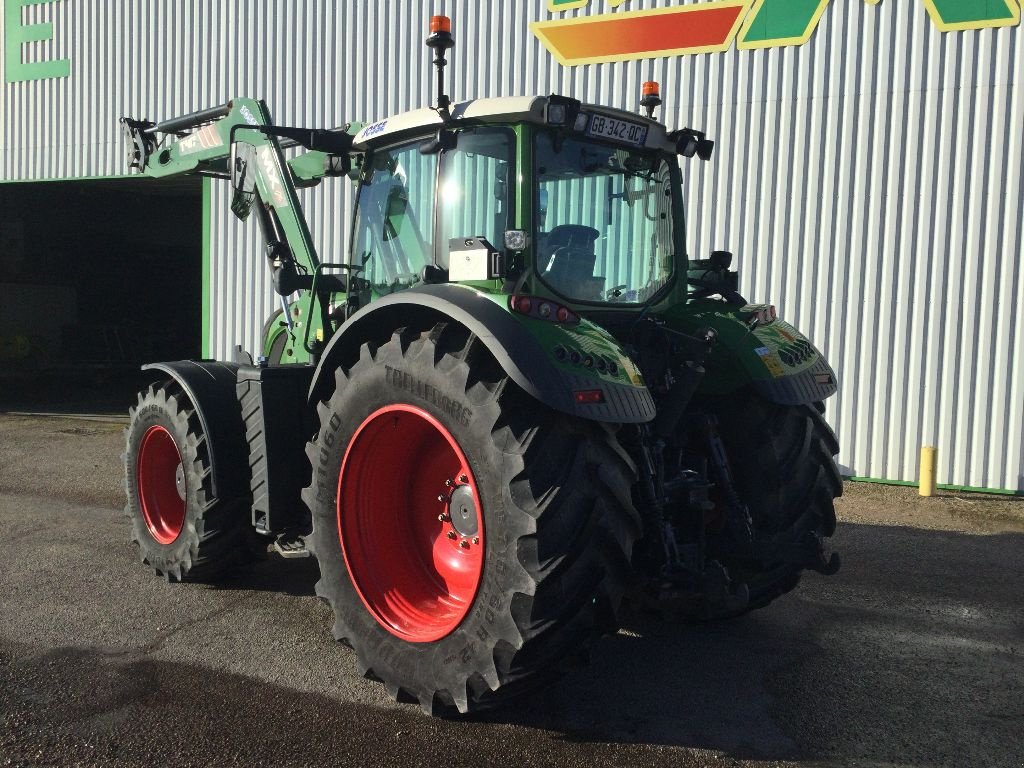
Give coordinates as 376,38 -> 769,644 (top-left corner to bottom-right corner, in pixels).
0,173 -> 127,183
846,476 -> 1023,497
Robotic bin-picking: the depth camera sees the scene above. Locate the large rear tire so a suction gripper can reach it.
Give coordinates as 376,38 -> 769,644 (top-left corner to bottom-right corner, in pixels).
708,395 -> 841,613
124,381 -> 251,581
303,324 -> 640,714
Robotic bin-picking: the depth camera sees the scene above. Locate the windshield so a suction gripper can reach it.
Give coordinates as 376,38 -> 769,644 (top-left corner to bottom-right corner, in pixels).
535,131 -> 677,304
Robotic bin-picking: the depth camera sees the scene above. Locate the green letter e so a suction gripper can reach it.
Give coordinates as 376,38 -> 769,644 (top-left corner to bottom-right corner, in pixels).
4,0 -> 71,82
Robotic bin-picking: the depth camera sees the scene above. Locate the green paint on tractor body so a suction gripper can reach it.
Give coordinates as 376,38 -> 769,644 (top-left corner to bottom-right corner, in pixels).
122,93 -> 835,413
661,299 -> 827,394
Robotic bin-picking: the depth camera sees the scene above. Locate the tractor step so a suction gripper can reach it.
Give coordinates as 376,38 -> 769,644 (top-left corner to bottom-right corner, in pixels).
272,531 -> 311,559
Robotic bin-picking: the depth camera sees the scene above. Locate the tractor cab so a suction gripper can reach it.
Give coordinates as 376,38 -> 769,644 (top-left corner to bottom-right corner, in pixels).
345,90 -> 704,317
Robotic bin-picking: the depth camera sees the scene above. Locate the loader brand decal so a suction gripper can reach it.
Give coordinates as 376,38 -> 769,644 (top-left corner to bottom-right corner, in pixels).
357,120 -> 389,142
3,0 -> 70,82
240,105 -> 259,126
177,124 -> 222,155
384,365 -> 473,426
533,0 -> 1021,64
255,145 -> 288,208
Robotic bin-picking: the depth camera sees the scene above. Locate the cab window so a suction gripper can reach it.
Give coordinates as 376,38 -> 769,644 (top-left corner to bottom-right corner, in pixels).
437,128 -> 515,268
352,140 -> 437,293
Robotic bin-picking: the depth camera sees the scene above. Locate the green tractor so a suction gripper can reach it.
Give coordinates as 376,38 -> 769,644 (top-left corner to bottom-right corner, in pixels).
121,17 -> 840,714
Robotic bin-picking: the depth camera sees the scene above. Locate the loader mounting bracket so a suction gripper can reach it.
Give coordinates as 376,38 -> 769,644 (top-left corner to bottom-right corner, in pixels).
121,117 -> 157,171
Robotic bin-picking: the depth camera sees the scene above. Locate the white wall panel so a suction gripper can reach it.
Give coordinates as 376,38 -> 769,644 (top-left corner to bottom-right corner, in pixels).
1,0 -> 1021,491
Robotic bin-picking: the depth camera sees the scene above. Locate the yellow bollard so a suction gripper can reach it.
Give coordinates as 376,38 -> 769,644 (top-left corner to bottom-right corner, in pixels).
919,446 -> 937,497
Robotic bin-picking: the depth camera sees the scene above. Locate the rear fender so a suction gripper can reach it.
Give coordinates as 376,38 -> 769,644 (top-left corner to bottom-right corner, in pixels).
663,301 -> 838,406
310,284 -> 656,423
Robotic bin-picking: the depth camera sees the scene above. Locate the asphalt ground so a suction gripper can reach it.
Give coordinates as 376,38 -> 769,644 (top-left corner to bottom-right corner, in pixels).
0,413 -> 1022,767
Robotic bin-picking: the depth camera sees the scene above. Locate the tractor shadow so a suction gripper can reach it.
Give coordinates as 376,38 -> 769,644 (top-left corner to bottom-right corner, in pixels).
470,522 -> 1024,766
470,608 -> 806,760
215,552 -> 322,597
203,521 -> 1024,765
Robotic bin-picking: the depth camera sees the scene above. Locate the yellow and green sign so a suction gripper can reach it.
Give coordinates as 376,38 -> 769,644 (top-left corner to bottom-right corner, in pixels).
533,0 -> 1022,65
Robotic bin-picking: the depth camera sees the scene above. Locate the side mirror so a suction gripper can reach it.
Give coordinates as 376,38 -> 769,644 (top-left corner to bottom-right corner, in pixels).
230,141 -> 258,220
697,139 -> 715,161
323,154 -> 351,177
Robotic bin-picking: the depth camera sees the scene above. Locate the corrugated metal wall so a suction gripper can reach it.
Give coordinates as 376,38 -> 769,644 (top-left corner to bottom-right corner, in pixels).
2,0 -> 1021,491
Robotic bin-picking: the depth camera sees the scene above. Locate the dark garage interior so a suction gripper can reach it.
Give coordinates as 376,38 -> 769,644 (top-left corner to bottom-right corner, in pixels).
0,177 -> 203,411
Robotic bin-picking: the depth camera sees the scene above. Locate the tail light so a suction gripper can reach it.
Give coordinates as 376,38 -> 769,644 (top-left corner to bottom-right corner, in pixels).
573,389 -> 605,404
509,295 -> 580,325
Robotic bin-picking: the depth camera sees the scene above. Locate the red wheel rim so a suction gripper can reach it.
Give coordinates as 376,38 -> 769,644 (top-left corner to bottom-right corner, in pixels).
337,404 -> 485,642
137,425 -> 186,545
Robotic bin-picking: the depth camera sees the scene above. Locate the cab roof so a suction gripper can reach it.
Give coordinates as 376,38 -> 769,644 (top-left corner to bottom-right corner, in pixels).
351,95 -> 676,153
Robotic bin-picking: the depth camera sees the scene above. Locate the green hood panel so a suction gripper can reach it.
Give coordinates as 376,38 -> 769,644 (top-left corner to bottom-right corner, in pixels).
661,300 -> 838,404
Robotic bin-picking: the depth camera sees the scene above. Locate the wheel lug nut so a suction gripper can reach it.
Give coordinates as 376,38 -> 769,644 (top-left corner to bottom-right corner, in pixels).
472,537 -> 479,545
459,540 -> 470,549
437,494 -> 446,503
438,513 -> 450,522
447,531 -> 457,540
445,478 -> 454,487
459,474 -> 469,483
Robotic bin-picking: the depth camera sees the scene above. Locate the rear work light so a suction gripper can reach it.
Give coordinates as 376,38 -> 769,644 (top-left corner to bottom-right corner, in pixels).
509,295 -> 580,325
743,305 -> 777,326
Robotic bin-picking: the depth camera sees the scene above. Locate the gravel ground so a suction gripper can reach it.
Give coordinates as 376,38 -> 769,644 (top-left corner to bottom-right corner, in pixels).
0,413 -> 1022,767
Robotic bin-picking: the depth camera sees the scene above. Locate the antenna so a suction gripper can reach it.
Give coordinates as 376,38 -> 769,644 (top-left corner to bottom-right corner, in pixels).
426,15 -> 454,118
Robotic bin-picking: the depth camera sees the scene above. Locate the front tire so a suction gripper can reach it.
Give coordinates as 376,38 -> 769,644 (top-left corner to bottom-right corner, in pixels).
124,381 -> 251,581
303,324 -> 640,714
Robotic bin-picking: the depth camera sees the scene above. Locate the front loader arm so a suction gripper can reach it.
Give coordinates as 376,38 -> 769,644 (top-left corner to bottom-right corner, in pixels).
121,99 -> 356,358
122,98 -> 320,279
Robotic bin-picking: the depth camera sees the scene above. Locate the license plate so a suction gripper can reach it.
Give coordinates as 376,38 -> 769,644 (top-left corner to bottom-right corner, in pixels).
585,113 -> 649,146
